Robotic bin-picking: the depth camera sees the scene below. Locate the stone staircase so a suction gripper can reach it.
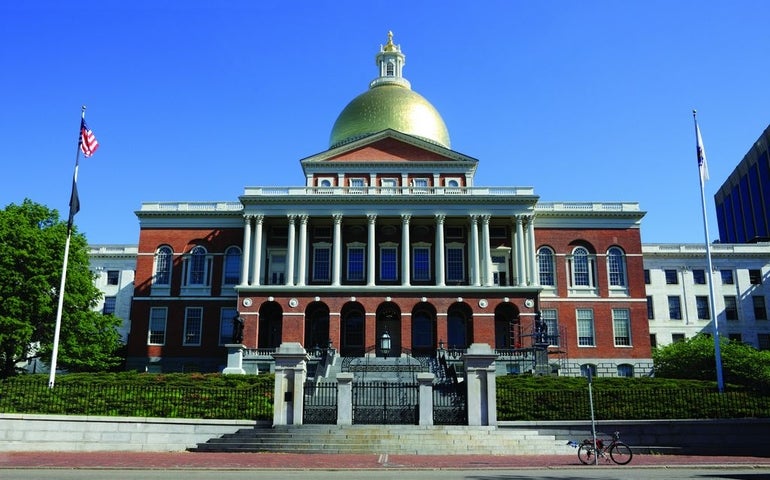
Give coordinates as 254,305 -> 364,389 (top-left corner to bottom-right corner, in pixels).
189,425 -> 568,455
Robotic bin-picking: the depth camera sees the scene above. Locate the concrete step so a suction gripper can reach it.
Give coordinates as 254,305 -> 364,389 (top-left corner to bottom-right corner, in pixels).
190,425 -> 567,455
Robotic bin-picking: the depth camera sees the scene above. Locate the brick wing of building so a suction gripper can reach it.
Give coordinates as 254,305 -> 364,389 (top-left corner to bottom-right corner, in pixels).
126,32 -> 652,376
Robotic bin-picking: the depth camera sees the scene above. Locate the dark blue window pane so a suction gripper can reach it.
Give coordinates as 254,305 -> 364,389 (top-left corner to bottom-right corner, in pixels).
731,184 -> 745,243
740,175 -> 755,240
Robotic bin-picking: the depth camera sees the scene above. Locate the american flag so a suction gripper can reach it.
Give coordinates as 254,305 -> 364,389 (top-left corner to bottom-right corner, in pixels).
79,119 -> 99,157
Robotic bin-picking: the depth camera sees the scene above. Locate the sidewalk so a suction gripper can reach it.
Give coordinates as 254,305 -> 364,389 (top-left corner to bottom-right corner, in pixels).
1,452 -> 770,470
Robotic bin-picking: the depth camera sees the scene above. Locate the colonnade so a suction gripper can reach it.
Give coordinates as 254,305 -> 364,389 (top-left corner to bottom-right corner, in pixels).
239,213 -> 537,288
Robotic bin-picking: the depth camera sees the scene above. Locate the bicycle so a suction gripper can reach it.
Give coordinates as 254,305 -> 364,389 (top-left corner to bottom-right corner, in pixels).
568,431 -> 633,465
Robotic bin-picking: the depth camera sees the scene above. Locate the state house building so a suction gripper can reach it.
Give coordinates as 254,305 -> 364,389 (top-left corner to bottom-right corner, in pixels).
126,33 -> 652,377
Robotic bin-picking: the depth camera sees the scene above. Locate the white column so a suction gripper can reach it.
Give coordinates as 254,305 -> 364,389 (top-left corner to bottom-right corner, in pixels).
470,215 -> 481,286
401,214 -> 411,286
435,214 -> 446,287
367,214 -> 377,286
252,215 -> 264,286
332,214 -> 343,286
481,214 -> 493,286
286,215 -> 296,286
515,216 -> 526,286
240,215 -> 252,286
526,215 -> 537,286
297,215 -> 308,287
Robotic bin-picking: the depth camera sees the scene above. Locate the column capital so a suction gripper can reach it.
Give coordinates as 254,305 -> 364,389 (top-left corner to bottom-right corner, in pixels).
298,214 -> 309,224
401,213 -> 412,224
333,214 -> 344,224
480,214 -> 491,224
469,214 -> 479,225
255,214 -> 264,224
435,213 -> 446,224
287,214 -> 297,224
367,214 -> 377,223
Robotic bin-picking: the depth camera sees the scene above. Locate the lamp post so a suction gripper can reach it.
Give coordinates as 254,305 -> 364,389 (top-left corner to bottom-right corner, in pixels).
380,329 -> 391,359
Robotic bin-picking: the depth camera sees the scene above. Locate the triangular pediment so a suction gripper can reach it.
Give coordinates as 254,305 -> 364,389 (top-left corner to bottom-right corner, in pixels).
300,129 -> 478,167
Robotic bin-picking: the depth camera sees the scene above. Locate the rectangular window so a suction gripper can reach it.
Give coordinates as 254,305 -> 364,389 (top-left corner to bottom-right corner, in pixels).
724,296 -> 738,320
347,246 -> 365,281
753,295 -> 767,320
758,333 -> 770,351
665,269 -> 678,284
576,309 -> 595,346
728,333 -> 742,342
541,309 -> 558,346
103,296 -> 116,315
446,246 -> 465,283
692,269 -> 706,284
612,309 -> 631,346
721,269 -> 734,284
349,178 -> 365,194
672,333 -> 686,343
643,269 -> 650,284
313,246 -> 331,282
412,246 -> 431,281
148,308 -> 167,345
184,307 -> 203,346
696,296 -> 711,320
668,296 -> 682,320
649,334 -> 657,348
646,296 -> 654,320
749,269 -> 763,285
107,270 -> 119,285
381,178 -> 397,194
380,246 -> 398,281
219,307 -> 237,345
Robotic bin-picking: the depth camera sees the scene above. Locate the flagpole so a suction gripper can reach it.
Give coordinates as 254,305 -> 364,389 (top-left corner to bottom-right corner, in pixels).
48,106 -> 86,388
693,109 -> 725,393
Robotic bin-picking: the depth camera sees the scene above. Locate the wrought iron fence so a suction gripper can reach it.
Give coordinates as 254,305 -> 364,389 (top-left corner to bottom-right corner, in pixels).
303,381 -> 337,424
352,381 -> 418,424
497,387 -> 770,421
0,381 -> 273,420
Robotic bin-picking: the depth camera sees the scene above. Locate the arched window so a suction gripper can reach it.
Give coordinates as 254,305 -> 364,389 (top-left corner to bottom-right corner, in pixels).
411,309 -> 434,351
188,246 -> 207,285
154,246 -> 173,286
580,363 -> 597,378
386,60 -> 395,76
568,246 -> 597,294
607,246 -> 627,287
223,246 -> 241,286
572,247 -> 590,286
537,247 -> 555,286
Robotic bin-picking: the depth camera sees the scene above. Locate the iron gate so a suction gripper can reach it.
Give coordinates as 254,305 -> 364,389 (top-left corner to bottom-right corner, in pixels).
433,381 -> 467,425
352,381 -> 419,424
303,381 -> 337,424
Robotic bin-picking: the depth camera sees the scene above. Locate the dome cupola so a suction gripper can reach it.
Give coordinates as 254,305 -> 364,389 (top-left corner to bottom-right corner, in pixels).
329,32 -> 451,149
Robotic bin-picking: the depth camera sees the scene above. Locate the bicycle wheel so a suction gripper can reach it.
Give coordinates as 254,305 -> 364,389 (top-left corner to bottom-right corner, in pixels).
609,442 -> 633,465
577,444 -> 595,465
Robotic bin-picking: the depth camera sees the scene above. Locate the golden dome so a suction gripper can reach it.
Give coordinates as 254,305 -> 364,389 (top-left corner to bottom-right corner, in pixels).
329,83 -> 451,149
329,32 -> 451,149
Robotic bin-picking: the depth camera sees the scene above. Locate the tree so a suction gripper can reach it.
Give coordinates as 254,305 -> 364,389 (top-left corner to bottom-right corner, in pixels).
653,334 -> 770,390
0,199 -> 123,378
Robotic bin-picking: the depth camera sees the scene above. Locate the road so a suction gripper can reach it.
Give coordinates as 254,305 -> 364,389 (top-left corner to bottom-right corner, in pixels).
1,467 -> 769,480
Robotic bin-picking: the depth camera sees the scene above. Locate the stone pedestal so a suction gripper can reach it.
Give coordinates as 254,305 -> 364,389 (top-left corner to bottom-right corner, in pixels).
222,344 -> 246,375
336,373 -> 354,425
272,343 -> 308,426
417,372 -> 435,426
463,343 -> 498,426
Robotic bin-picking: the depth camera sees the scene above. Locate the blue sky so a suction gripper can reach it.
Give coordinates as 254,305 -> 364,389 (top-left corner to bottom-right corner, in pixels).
2,1 -> 769,245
